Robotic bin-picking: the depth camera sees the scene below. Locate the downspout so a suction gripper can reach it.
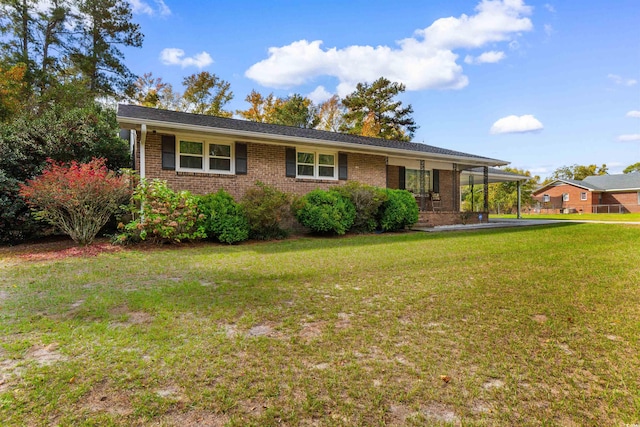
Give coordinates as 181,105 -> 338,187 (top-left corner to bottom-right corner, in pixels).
139,124 -> 147,180
129,129 -> 136,170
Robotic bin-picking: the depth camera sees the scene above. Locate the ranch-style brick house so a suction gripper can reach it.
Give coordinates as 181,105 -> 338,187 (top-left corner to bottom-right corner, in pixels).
117,104 -> 512,226
532,174 -> 640,214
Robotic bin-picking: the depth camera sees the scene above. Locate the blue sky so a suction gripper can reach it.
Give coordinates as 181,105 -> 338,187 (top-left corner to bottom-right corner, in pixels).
124,0 -> 640,177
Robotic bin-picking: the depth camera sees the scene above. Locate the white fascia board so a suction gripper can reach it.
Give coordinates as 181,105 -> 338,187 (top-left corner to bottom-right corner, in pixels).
117,116 -> 508,168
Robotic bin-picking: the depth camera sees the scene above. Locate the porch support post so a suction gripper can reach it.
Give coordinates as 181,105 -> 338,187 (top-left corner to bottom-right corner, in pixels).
419,160 -> 426,211
517,180 -> 522,219
483,166 -> 489,213
452,163 -> 459,211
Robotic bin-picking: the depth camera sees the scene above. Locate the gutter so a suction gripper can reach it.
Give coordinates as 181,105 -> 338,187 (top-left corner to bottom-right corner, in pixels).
117,116 -> 509,168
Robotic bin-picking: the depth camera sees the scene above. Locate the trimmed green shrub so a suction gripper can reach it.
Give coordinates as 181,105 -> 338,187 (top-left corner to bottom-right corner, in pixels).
197,190 -> 249,244
240,182 -> 291,240
116,179 -> 205,244
293,189 -> 356,235
378,189 -> 419,232
332,181 -> 387,232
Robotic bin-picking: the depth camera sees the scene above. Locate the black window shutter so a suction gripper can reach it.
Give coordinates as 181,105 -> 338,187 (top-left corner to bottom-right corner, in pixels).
285,147 -> 296,177
399,166 -> 406,190
161,135 -> 176,170
338,152 -> 348,180
235,142 -> 247,175
433,169 -> 440,193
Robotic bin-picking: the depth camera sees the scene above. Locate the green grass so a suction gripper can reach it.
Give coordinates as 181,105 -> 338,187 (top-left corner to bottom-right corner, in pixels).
494,212 -> 640,222
1,224 -> 640,426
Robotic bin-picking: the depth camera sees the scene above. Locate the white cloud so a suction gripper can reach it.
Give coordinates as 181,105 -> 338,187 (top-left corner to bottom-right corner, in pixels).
544,3 -> 556,13
626,110 -> 640,118
130,0 -> 171,16
490,115 -> 544,134
160,48 -> 213,68
246,0 -> 533,95
307,86 -> 333,104
618,134 -> 640,142
464,50 -> 506,64
608,74 -> 637,86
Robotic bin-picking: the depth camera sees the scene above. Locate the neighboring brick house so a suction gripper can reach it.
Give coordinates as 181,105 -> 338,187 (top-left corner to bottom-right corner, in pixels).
532,174 -> 640,213
117,104 -> 511,225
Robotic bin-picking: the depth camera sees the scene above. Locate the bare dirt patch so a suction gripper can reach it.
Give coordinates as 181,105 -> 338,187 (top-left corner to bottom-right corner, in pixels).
109,306 -> 154,327
81,381 -> 133,416
482,378 -> 505,390
532,314 -> 548,323
151,410 -> 228,426
299,321 -> 325,339
421,402 -> 459,424
27,343 -> 67,366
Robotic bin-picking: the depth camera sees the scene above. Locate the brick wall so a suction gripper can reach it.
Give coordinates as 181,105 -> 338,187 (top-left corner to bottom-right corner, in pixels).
533,184 -> 594,213
139,132 -> 386,199
415,211 -> 488,227
600,191 -> 640,213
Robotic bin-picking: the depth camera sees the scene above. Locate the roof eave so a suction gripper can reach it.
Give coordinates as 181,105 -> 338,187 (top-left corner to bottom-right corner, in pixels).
117,115 -> 508,168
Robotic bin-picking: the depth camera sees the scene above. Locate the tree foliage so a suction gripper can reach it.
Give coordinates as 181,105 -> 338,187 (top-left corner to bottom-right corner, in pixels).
181,71 -> 233,117
0,0 -> 143,101
462,168 -> 540,214
623,162 -> 640,174
316,94 -> 347,132
341,77 -> 417,141
237,91 -> 318,128
548,164 -> 608,182
236,89 -> 277,122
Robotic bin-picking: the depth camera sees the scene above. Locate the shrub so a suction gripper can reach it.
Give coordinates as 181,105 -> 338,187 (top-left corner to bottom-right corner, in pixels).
240,182 -> 291,240
18,158 -> 131,246
0,170 -> 44,244
378,189 -> 419,232
116,179 -> 205,244
197,190 -> 249,244
332,181 -> 387,232
293,189 -> 356,235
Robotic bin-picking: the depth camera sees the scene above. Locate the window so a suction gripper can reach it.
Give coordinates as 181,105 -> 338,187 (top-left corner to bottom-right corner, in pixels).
580,192 -> 587,201
209,144 -> 231,172
562,193 -> 569,202
405,169 -> 430,194
179,140 -> 203,169
543,194 -> 550,202
638,191 -> 640,204
296,151 -> 336,179
177,139 -> 233,173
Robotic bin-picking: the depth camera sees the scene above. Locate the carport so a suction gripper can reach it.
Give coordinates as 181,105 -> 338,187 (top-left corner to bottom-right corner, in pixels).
460,167 -> 531,218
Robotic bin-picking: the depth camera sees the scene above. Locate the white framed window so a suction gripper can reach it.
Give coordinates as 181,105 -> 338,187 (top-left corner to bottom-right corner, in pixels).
562,193 -> 569,202
405,169 -> 431,194
637,191 -> 640,204
177,138 -> 234,174
543,194 -> 550,202
297,150 -> 337,179
580,192 -> 587,201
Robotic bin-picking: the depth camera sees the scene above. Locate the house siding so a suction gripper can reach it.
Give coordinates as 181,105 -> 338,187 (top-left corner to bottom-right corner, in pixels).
139,132 -> 386,199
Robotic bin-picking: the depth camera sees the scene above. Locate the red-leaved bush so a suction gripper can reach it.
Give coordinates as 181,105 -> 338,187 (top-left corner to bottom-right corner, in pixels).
19,158 -> 131,245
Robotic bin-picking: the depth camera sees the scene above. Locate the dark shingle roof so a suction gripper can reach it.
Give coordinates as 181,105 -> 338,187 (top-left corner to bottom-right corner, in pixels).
582,173 -> 640,191
117,104 -> 506,165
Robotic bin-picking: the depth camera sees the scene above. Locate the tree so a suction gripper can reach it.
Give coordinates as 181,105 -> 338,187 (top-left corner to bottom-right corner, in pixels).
126,72 -> 171,108
462,168 -> 539,214
236,90 -> 277,122
0,62 -> 27,121
623,162 -> 640,174
271,93 -> 319,128
341,77 -> 417,141
549,164 -> 608,182
315,94 -> 347,132
181,71 -> 233,117
69,0 -> 143,97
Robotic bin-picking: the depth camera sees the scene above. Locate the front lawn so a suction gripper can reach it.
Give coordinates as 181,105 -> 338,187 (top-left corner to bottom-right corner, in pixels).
1,224 -> 639,426
494,212 -> 640,222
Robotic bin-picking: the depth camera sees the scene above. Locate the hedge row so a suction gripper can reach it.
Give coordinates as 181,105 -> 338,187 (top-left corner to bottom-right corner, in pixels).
116,180 -> 419,244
